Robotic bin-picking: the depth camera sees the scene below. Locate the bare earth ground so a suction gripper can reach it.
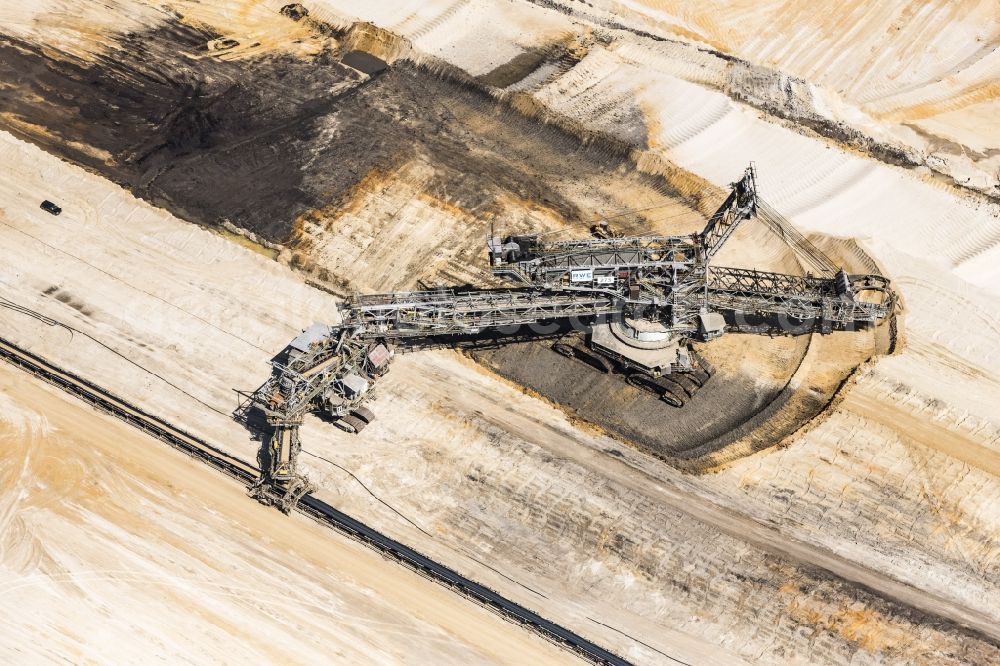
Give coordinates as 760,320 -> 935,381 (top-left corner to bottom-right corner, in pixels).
0,125 -> 996,664
0,362 -> 574,665
1,1 -> 1000,665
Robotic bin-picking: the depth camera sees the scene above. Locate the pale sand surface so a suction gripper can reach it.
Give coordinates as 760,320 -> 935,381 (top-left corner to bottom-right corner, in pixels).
0,361 -> 575,665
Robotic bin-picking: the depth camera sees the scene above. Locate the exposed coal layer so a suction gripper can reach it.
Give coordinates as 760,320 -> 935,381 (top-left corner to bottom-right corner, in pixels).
0,17 -> 673,242
0,21 -> 343,238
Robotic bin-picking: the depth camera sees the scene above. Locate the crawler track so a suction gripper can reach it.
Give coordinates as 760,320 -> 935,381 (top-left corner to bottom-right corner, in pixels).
0,336 -> 630,666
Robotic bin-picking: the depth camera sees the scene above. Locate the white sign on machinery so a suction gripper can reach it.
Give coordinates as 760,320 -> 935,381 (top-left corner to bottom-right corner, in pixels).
595,275 -> 615,285
570,269 -> 594,282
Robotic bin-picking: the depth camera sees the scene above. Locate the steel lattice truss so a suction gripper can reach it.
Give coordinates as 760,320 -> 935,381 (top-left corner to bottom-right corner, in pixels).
496,236 -> 701,286
707,266 -> 889,323
347,289 -> 620,337
701,169 -> 758,257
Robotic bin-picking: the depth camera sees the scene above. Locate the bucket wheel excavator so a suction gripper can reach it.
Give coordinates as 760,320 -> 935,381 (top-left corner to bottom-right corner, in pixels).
238,166 -> 894,510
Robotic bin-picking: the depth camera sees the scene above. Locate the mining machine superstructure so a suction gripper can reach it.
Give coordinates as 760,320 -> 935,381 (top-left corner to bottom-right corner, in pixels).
239,166 -> 893,510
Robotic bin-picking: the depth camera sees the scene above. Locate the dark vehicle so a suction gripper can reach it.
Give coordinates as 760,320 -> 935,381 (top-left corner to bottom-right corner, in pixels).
40,200 -> 62,216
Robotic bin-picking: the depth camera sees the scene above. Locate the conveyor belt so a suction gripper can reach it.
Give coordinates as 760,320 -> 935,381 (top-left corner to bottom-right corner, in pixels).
0,336 -> 631,666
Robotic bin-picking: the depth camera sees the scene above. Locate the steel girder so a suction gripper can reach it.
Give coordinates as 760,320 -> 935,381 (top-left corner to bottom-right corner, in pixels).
497,237 -> 700,285
702,166 -> 758,258
706,266 -> 889,323
345,289 -> 621,337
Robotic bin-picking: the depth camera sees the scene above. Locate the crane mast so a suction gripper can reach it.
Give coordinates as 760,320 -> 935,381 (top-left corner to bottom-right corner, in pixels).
240,166 -> 894,510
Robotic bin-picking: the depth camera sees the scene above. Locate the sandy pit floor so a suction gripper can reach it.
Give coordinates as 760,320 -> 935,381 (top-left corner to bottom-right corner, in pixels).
0,361 -> 576,665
